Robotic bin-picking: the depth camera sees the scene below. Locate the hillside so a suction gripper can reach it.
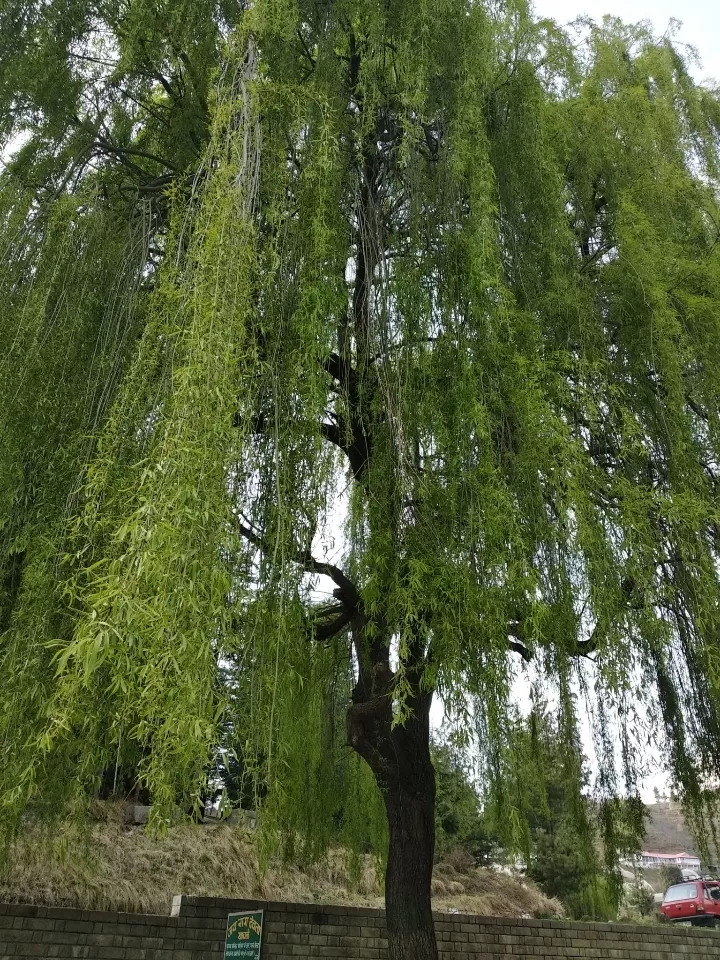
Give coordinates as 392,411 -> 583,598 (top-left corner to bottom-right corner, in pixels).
643,802 -> 705,857
0,804 -> 561,920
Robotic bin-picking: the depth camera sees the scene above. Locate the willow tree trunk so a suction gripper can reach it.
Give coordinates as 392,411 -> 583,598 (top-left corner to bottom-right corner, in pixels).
383,717 -> 438,960
348,679 -> 438,960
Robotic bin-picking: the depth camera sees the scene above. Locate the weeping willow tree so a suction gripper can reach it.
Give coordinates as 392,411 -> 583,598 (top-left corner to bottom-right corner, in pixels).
4,0 -> 720,956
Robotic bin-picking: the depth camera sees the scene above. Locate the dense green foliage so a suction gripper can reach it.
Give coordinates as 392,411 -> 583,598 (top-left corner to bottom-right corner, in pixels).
519,707 -> 621,920
4,0 -> 720,904
432,740 -> 497,865
660,864 -> 684,887
434,718 -> 625,921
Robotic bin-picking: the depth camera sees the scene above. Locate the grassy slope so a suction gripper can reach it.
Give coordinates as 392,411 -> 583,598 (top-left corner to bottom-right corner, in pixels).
0,805 -> 561,919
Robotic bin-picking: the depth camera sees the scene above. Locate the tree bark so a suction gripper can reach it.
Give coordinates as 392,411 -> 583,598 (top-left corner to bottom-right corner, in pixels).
348,679 -> 438,960
383,716 -> 438,960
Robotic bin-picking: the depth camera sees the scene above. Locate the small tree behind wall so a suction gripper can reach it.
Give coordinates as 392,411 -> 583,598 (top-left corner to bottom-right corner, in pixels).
4,2 -> 720,958
661,866 -> 685,888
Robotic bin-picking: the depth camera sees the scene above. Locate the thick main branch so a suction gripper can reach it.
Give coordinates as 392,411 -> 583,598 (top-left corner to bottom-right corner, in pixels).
237,521 -> 360,610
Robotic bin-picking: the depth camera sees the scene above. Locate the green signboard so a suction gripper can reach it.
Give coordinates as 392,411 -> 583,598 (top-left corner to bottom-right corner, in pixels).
224,910 -> 264,960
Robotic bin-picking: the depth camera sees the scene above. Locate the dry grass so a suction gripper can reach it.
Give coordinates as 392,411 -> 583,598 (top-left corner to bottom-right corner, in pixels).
0,804 -> 561,920
431,848 -> 562,918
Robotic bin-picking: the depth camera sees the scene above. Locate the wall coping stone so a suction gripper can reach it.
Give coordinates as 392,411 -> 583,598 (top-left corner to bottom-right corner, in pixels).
170,896 -> 720,939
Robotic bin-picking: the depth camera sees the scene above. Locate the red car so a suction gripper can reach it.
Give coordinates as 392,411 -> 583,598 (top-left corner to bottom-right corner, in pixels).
661,880 -> 720,926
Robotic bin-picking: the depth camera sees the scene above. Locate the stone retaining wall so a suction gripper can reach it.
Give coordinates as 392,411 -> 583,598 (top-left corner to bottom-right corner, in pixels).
1,895 -> 718,958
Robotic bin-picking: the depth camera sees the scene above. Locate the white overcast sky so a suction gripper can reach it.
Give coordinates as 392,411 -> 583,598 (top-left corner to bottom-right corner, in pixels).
534,0 -> 720,84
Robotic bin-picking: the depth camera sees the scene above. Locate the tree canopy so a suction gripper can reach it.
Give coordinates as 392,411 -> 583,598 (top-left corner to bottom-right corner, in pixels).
4,1 -> 720,956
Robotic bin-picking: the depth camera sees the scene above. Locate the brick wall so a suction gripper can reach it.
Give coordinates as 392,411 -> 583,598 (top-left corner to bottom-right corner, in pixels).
1,896 -> 719,959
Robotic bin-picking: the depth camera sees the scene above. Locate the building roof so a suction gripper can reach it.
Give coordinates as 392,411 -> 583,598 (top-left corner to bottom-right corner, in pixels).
641,851 -> 700,860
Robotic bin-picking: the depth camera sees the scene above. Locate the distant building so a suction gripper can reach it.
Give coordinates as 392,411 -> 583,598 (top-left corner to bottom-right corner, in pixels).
639,851 -> 701,870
